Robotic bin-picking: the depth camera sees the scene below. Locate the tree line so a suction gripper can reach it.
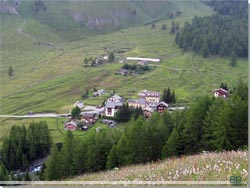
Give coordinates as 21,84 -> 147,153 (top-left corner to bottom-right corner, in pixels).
175,0 -> 247,58
1,121 -> 52,173
121,63 -> 150,73
42,80 -> 247,180
162,87 -> 176,104
43,129 -> 121,180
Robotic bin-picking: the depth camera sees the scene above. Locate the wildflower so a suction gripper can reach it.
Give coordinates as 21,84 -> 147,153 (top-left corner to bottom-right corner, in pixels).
235,163 -> 240,169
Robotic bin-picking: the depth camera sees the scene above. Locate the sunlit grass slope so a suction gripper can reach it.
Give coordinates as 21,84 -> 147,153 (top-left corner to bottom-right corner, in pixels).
0,0 -> 247,115
71,150 -> 247,182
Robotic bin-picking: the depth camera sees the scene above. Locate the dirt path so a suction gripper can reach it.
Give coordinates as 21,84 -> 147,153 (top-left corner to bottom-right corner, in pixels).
17,20 -> 36,40
17,19 -> 57,48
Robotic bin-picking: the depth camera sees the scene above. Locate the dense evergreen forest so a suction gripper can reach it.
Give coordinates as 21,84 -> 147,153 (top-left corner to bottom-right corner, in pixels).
175,0 -> 247,58
0,121 -> 52,178
42,80 -> 247,180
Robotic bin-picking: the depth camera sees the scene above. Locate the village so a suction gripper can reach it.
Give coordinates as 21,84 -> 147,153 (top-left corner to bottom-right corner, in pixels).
64,85 -> 228,132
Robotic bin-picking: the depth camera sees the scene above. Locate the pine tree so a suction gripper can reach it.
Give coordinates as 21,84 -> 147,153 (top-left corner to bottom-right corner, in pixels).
172,91 -> 176,103
162,88 -> 167,102
162,127 -> 179,158
233,79 -> 247,101
161,24 -> 166,30
71,106 -> 81,118
228,95 -> 248,149
212,102 -> 233,150
182,96 -> 212,154
24,173 -> 31,181
170,21 -> 175,34
147,113 -> 168,161
230,51 -> 237,67
166,87 -> 171,103
115,104 -> 131,122
61,131 -> 75,177
8,66 -> 13,77
133,107 -> 143,121
175,22 -> 179,30
202,98 -> 224,151
151,23 -> 156,29
84,57 -> 88,66
106,144 -> 119,169
175,32 -> 180,44
202,44 -> 210,58
0,162 -> 9,181
108,52 -> 115,62
224,83 -> 228,91
45,145 -> 62,180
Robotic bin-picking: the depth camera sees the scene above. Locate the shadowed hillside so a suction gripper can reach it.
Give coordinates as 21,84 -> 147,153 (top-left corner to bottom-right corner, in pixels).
1,0 -> 182,41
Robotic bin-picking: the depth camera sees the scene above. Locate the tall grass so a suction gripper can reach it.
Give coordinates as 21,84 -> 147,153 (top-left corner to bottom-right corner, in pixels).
71,150 -> 248,182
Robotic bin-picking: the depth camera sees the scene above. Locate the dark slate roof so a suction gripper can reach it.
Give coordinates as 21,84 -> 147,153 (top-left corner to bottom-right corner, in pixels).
157,101 -> 169,107
138,90 -> 160,97
64,121 -> 77,127
127,99 -> 137,103
105,101 -> 123,108
213,88 -> 228,93
128,98 -> 146,105
143,107 -> 154,112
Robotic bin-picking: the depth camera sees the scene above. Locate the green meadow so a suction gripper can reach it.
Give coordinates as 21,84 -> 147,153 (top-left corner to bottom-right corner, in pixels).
0,0 -> 247,144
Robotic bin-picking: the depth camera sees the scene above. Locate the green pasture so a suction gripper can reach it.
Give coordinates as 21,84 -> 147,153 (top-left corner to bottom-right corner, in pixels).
0,1 -> 247,142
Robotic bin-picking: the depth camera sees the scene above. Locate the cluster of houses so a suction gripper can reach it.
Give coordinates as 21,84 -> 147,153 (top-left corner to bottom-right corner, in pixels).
64,87 -> 228,131
64,111 -> 99,131
64,90 -> 168,131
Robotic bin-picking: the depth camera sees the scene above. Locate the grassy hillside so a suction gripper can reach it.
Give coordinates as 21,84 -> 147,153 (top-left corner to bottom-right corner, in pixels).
3,0 -> 183,41
71,150 -> 247,182
0,0 -> 247,115
0,116 -> 116,147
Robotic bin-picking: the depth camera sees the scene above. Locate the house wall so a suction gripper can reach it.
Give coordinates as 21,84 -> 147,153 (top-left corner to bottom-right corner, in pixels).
128,102 -> 145,108
64,125 -> 77,131
214,91 -> 227,98
146,96 -> 160,106
108,98 -> 122,103
143,110 -> 152,118
157,105 -> 166,113
105,108 -> 116,117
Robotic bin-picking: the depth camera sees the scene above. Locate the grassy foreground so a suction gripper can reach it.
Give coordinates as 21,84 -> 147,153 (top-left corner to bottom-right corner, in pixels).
71,150 -> 247,182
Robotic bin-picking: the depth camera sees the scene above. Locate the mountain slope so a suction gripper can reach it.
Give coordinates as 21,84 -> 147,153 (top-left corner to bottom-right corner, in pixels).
71,150 -> 247,182
1,0 -> 183,41
0,0 -> 247,115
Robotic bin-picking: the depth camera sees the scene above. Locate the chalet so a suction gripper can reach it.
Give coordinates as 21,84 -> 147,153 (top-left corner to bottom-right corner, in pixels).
81,112 -> 97,124
156,101 -> 168,113
64,121 -> 77,131
143,107 -> 154,118
127,98 -> 146,108
74,101 -> 84,109
138,90 -> 160,107
213,88 -> 228,98
108,95 -> 123,103
105,101 -> 123,117
93,89 -> 106,97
